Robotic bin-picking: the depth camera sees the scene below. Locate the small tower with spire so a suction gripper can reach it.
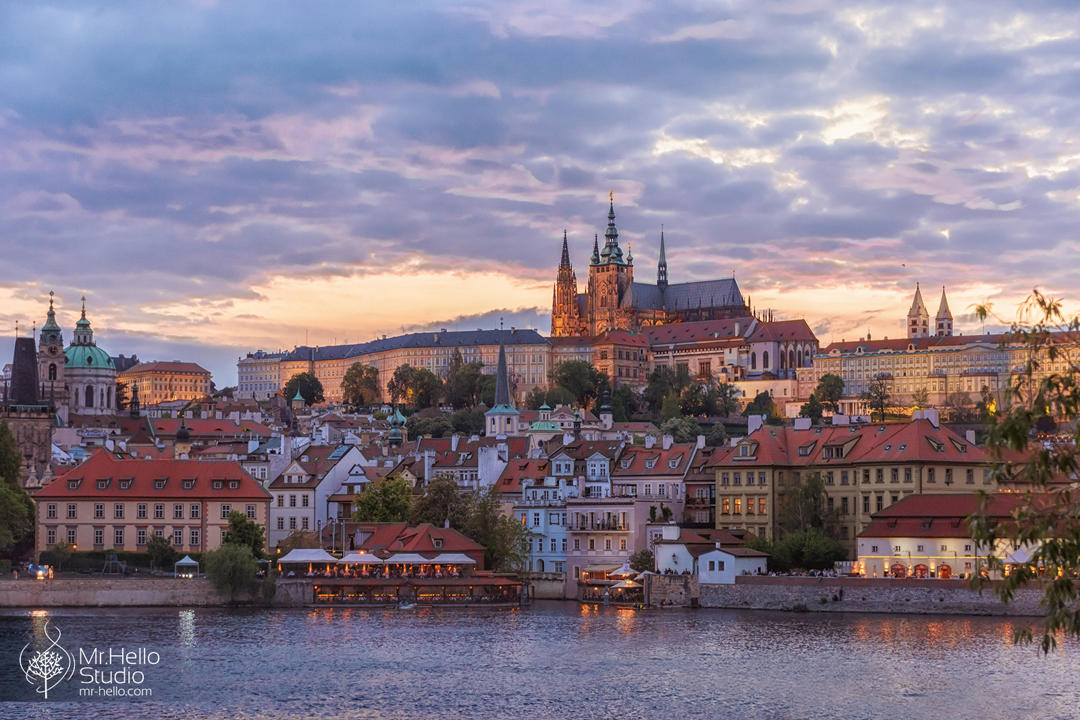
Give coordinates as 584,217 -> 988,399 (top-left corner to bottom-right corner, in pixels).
551,229 -> 587,337
657,226 -> 668,290
37,290 -> 65,389
484,344 -> 520,437
907,283 -> 930,338
935,286 -> 953,337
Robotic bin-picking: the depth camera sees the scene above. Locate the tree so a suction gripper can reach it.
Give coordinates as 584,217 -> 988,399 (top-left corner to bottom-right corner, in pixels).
679,384 -> 707,416
146,534 -> 177,570
463,488 -> 528,572
477,374 -> 498,407
387,364 -> 416,404
644,366 -> 691,415
629,549 -> 655,573
409,477 -> 471,528
0,482 -> 32,553
341,362 -> 380,408
944,391 -> 974,422
712,382 -> 740,417
550,360 -> 604,407
450,408 -> 485,435
814,374 -> 844,413
353,476 -> 413,522
275,530 -> 320,555
976,385 -> 998,422
776,471 -> 839,536
743,391 -> 781,423
911,387 -> 930,410
115,381 -> 129,411
410,368 -> 443,409
659,416 -> 701,443
705,423 -> 728,447
445,352 -> 484,409
283,372 -> 324,406
0,421 -> 22,485
50,540 -> 73,572
406,414 -> 454,439
609,384 -> 636,422
204,543 -> 258,602
862,373 -> 891,421
222,510 -> 266,559
970,290 -> 1080,652
766,529 -> 847,571
660,390 -> 682,423
799,394 -> 824,423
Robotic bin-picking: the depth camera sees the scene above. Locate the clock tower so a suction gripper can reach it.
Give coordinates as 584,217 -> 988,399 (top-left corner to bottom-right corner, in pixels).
587,194 -> 634,334
37,291 -> 65,396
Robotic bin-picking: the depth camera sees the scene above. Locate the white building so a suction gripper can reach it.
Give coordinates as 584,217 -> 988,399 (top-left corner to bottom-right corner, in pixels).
237,350 -> 284,400
653,525 -> 767,583
63,299 -> 117,415
266,444 -> 365,547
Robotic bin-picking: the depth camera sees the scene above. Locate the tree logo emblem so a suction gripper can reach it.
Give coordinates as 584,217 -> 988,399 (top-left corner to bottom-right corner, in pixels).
18,621 -> 75,699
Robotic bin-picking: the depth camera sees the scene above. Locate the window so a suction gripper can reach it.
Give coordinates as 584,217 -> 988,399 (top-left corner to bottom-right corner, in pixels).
154,527 -> 164,538
47,503 -> 57,519
246,504 -> 256,520
67,528 -> 76,545
94,528 -> 104,547
862,469 -> 870,485
94,503 -> 105,519
733,498 -> 742,514
112,503 -> 123,519
190,529 -> 200,547
904,468 -> 912,483
154,479 -> 166,490
928,468 -> 936,483
966,469 -> 974,484
708,560 -> 715,571
154,503 -> 164,519
588,538 -> 595,551
301,495 -> 309,508
220,504 -> 231,519
721,473 -> 729,486
605,539 -> 612,551
47,527 -> 56,545
758,498 -> 766,515
67,504 -> 77,519
871,545 -> 879,553
945,468 -> 953,484
722,498 -> 730,515
182,479 -> 194,490
619,539 -> 626,551
136,503 -> 147,519
277,496 -> 284,507
550,538 -> 556,552
862,496 -> 870,514
173,529 -> 183,546
891,468 -> 899,483
964,544 -> 972,552
983,469 -> 992,485
561,538 -> 567,552
894,545 -> 901,552
115,528 -> 124,547
917,544 -> 924,552
875,469 -> 884,483
733,473 -> 741,486
191,504 -> 200,519
876,495 -> 883,512
841,497 -> 849,515
301,517 -> 309,530
277,517 -> 284,530
826,472 -> 834,485
573,539 -> 580,551
289,517 -> 297,530
533,513 -> 541,527
289,495 -> 297,508
174,503 -> 184,520
758,472 -> 766,486
136,528 -> 146,546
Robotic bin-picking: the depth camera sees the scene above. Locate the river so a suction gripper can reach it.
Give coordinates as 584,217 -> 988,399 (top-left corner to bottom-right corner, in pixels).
0,603 -> 1075,719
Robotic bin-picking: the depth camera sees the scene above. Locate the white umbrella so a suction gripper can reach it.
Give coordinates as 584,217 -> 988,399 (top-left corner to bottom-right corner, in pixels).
339,553 -> 384,564
278,548 -> 339,565
610,579 -> 642,589
609,562 -> 634,578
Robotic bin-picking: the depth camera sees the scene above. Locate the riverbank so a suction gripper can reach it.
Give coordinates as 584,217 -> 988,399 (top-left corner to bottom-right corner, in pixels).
0,577 -> 230,607
645,574 -> 1045,616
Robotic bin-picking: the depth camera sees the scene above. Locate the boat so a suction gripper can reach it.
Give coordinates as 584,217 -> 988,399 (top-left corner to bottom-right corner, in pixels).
397,601 -> 416,610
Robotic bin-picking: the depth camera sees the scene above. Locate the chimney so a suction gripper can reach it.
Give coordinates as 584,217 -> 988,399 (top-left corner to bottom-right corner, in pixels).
747,414 -> 764,434
695,434 -> 705,449
794,417 -> 812,431
451,433 -> 460,452
644,435 -> 656,449
965,429 -> 976,445
662,434 -> 673,450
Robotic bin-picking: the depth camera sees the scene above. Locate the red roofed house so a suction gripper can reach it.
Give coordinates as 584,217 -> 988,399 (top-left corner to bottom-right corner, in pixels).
35,450 -> 271,555
267,444 -> 367,548
319,522 -> 486,569
857,493 -> 1026,579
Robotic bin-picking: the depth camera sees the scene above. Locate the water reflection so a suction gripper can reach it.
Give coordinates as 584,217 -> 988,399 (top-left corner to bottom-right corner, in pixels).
178,609 -> 196,648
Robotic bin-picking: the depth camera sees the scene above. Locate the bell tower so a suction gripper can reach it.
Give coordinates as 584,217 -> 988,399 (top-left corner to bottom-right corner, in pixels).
550,230 -> 587,337
37,291 -> 65,391
587,193 -> 634,334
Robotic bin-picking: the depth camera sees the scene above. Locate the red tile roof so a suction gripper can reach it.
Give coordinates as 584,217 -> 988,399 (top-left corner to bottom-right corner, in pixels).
496,460 -> 550,494
645,318 -> 750,348
749,319 -> 818,343
613,444 -> 695,477
37,450 -> 270,500
153,418 -> 272,438
858,493 -> 1024,539
120,361 -> 211,375
319,522 -> 485,567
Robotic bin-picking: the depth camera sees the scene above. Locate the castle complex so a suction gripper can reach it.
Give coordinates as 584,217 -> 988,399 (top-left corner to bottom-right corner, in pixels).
551,198 -> 749,337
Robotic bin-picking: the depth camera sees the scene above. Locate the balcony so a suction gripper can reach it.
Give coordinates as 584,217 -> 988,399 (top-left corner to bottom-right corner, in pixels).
686,496 -> 714,507
569,521 -> 629,532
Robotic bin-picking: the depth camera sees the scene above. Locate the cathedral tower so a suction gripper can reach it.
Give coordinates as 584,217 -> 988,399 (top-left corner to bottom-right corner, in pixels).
37,291 -> 65,391
935,286 -> 953,337
907,283 -> 930,338
587,194 -> 635,334
550,230 -> 587,337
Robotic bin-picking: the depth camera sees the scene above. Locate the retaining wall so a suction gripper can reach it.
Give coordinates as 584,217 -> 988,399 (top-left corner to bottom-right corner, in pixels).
646,574 -> 699,607
0,577 -> 228,607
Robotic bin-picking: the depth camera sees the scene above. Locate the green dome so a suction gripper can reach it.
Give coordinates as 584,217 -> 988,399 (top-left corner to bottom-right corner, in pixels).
64,344 -> 114,369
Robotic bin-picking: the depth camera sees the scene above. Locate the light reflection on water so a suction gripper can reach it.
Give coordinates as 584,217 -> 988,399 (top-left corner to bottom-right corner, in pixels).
0,603 -> 1075,720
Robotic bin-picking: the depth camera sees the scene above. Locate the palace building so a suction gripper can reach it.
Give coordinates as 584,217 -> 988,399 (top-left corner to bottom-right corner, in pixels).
550,198 -> 749,337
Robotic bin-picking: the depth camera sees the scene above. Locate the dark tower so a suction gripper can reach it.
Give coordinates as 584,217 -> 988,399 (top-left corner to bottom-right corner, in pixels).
11,337 -> 40,405
657,227 -> 668,290
551,229 -> 586,337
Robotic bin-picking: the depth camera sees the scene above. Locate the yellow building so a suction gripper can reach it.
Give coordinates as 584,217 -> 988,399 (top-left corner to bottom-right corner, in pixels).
709,418 -> 994,556
118,361 -> 212,406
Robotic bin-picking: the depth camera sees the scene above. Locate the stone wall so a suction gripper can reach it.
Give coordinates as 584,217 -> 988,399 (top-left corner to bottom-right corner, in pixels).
699,576 -> 1044,617
646,574 -> 699,607
0,577 -> 228,607
273,578 -> 312,607
525,574 -> 567,600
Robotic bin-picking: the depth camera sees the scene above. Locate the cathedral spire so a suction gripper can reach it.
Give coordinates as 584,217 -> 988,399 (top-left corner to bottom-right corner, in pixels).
935,286 -> 953,337
494,343 -> 512,409
560,229 -> 571,269
657,226 -> 668,289
590,234 -> 600,264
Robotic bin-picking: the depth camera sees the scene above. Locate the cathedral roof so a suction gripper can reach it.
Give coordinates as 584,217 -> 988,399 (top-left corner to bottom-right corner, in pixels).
64,344 -> 114,369
936,287 -> 952,319
908,283 -> 928,318
626,278 -> 744,311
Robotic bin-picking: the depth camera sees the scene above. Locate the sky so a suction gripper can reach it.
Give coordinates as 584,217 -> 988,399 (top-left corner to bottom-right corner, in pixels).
3,1 -> 1080,386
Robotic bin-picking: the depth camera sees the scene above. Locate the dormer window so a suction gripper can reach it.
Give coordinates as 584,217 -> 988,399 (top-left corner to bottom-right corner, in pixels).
97,478 -> 111,490
154,478 -> 167,490
212,480 -> 224,490
182,479 -> 195,490
68,478 -> 81,491
884,444 -> 892,452
228,480 -> 239,489
119,478 -> 133,490
433,538 -> 444,550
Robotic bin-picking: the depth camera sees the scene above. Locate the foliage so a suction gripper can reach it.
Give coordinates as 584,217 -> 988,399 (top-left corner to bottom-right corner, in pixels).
611,384 -> 636,422
975,385 -> 998,422
799,394 -> 824,423
0,421 -> 22,486
463,488 -> 529,572
550,360 -> 605,407
387,364 -> 415,404
647,504 -> 672,522
341,363 -> 380,408
409,477 -> 471,528
477,374 -> 498,407
814,374 -> 844,413
204,543 -> 258,602
146,534 -> 178,570
969,290 -> 1080,652
445,352 -> 485,409
644,366 -> 691,415
115,381 -> 129,411
713,382 -> 740,417
50,540 -> 73,572
283,372 -> 324,406
659,416 -> 702,443
763,529 -> 847,572
776,471 -> 839,536
450,408 -> 485,435
862,373 -> 891,421
0,481 -> 32,553
406,414 -> 454,438
274,530 -> 320,555
660,390 -> 682,423
222,510 -> 266,559
911,387 -> 930,410
353,475 -> 413,522
629,549 -> 655,573
705,423 -> 728,447
743,391 -> 781,423
524,385 -> 576,411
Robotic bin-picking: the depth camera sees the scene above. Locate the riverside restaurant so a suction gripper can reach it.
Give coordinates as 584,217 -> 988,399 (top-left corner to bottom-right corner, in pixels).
277,548 -> 524,606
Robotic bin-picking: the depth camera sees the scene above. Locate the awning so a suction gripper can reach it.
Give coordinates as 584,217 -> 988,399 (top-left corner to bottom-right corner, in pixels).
339,553 -> 384,564
608,562 -> 634,578
174,555 -> 199,566
432,553 -> 477,565
610,579 -> 642,589
385,553 -> 437,564
278,548 -> 339,565
583,565 -> 619,574
1004,546 -> 1036,564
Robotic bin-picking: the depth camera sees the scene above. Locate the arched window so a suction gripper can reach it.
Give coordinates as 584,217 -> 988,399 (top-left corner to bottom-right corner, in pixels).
788,349 -> 795,369
796,350 -> 802,367
107,386 -> 113,408
779,351 -> 786,370
48,363 -> 57,381
85,385 -> 94,408
750,352 -> 757,370
763,351 -> 770,369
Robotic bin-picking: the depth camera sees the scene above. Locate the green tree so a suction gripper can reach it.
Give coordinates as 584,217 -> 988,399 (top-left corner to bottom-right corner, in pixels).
387,364 -> 416,404
776,471 -> 839,536
115,381 -> 129,411
644,366 -> 691,415
409,368 -> 443,409
862,373 -> 891,421
353,476 -> 413,522
679,384 -> 707,416
550,360 -> 605,407
222,510 -> 266,559
464,488 -> 528,572
204,543 -> 258,602
275,530 -> 320,555
944,391 -> 974,422
477,373 -> 498,407
768,529 -> 846,571
0,482 -> 32,553
611,384 -> 636,422
970,291 -> 1080,652
659,416 -> 702,443
911,386 -> 930,410
445,352 -> 484,408
283,372 -> 324,406
341,362 -> 380,408
409,476 -> 471,528
660,390 -> 682,423
799,394 -> 824,423
406,414 -> 454,438
743,391 -> 781,423
50,540 -> 73,572
712,382 -> 740,417
629,548 -> 655,573
146,534 -> 178,570
0,421 -> 22,485
450,408 -> 485,434
705,423 -> 728,447
814,374 -> 844,413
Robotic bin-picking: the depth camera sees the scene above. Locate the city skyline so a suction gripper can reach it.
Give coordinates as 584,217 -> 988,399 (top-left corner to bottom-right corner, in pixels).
4,1 -> 1080,384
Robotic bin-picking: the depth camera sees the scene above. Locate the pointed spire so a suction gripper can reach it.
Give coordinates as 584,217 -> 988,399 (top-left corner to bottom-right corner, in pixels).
657,226 -> 668,289
494,343 -> 512,408
936,286 -> 952,319
559,229 -> 571,268
604,192 -> 618,245
590,234 -> 600,264
908,282 -> 928,318
81,295 -> 86,320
